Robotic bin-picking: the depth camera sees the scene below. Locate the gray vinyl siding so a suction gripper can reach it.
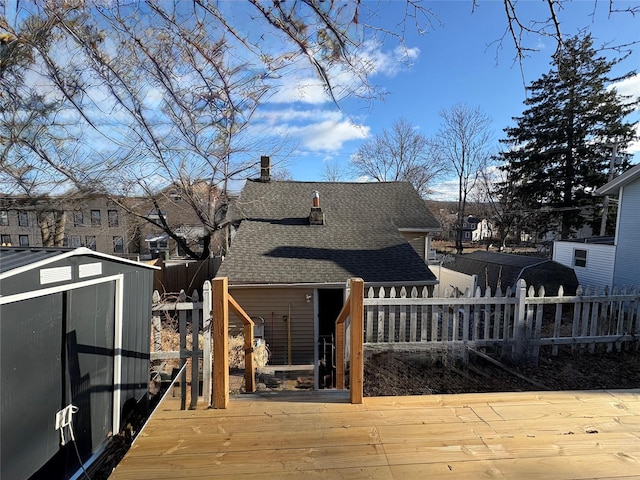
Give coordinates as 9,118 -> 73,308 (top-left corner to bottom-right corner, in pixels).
228,287 -> 315,365
614,180 -> 640,287
553,241 -> 615,289
401,232 -> 425,260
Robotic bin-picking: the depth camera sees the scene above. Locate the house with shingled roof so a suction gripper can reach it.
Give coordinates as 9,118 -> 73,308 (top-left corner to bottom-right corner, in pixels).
217,160 -> 440,382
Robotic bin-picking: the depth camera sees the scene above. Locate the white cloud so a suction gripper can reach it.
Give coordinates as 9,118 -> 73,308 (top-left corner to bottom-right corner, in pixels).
268,80 -> 330,105
612,73 -> 640,104
252,108 -> 370,153
265,40 -> 420,105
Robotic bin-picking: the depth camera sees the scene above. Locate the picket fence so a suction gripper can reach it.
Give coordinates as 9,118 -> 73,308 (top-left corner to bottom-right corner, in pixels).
150,286 -> 211,410
363,280 -> 640,362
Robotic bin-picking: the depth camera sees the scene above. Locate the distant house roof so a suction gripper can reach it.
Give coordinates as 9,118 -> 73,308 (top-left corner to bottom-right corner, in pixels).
596,163 -> 640,196
446,251 -> 578,295
218,180 -> 440,285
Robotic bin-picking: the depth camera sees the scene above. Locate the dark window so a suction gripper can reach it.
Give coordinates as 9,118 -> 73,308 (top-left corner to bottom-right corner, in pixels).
86,236 -> 96,250
91,209 -> 101,226
0,210 -> 8,226
1,234 -> 11,245
573,249 -> 587,268
149,239 -> 168,250
113,236 -> 124,253
18,211 -> 29,227
71,235 -> 82,248
108,209 -> 119,227
18,235 -> 29,246
73,210 -> 84,226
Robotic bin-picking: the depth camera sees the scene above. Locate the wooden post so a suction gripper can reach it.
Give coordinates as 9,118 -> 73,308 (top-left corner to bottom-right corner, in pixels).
212,277 -> 229,409
349,278 -> 364,404
202,281 -> 212,406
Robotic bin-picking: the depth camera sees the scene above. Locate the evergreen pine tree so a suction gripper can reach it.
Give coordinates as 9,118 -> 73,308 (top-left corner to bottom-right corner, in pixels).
496,34 -> 638,240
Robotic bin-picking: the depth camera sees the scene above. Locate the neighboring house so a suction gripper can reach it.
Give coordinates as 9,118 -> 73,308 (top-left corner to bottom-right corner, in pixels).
462,215 -> 481,242
554,163 -> 640,289
0,195 -> 136,256
217,168 -> 440,377
0,186 -> 226,260
471,217 -> 493,243
131,182 -> 227,260
444,251 -> 578,296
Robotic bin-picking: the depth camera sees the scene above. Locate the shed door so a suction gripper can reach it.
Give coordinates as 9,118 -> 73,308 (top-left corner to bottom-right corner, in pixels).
0,294 -> 63,480
65,282 -> 116,461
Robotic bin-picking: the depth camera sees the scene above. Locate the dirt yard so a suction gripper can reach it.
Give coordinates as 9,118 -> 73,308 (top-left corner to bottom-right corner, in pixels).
364,348 -> 640,396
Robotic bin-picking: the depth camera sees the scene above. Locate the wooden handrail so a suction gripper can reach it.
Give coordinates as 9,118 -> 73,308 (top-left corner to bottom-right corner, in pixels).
227,294 -> 256,393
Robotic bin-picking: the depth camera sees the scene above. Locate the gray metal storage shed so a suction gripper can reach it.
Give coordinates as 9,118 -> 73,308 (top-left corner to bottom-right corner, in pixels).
0,247 -> 159,479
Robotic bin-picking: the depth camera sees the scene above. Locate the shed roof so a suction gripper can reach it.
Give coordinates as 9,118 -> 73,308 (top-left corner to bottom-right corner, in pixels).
218,180 -> 439,285
0,247 -> 158,277
446,251 -> 578,295
596,163 -> 640,196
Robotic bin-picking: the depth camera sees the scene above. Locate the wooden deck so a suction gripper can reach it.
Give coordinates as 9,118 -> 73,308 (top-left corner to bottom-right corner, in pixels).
110,389 -> 640,479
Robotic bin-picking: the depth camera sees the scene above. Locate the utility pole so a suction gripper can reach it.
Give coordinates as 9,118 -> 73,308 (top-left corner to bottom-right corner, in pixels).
599,142 -> 618,236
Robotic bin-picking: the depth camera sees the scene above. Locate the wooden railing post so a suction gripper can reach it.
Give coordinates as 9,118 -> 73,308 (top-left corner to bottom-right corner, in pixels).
349,278 -> 364,404
212,277 -> 229,409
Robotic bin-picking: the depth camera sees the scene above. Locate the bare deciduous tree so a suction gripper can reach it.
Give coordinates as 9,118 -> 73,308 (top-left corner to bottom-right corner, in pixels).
1,1 -> 636,257
350,118 -> 447,197
430,104 -> 493,254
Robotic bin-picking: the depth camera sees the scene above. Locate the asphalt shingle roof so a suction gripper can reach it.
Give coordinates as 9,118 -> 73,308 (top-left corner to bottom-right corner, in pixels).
446,251 -> 578,295
218,181 -> 439,285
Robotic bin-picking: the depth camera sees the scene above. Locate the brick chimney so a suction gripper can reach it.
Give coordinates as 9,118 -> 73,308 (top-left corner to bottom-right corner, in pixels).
260,156 -> 270,182
309,190 -> 324,225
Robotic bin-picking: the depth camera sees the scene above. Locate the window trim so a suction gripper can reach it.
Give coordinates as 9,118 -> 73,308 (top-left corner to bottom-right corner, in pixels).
18,211 -> 29,227
73,210 -> 84,227
573,248 -> 587,268
18,234 -> 29,246
113,235 -> 124,254
108,209 -> 119,227
91,209 -> 102,226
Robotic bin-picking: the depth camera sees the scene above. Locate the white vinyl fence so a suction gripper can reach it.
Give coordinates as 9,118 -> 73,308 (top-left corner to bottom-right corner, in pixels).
363,280 -> 639,363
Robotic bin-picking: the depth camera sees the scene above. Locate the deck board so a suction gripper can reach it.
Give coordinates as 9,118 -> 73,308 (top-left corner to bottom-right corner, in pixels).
110,389 -> 640,479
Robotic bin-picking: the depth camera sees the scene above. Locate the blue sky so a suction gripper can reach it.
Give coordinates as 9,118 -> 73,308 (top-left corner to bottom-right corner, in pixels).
249,1 -> 640,200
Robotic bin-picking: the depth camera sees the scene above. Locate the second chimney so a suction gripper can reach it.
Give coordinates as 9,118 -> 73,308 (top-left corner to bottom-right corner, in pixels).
309,190 -> 324,225
260,156 -> 270,182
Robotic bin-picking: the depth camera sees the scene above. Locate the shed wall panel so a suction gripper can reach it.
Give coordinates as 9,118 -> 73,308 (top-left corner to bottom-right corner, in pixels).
553,242 -> 615,289
614,181 -> 640,287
